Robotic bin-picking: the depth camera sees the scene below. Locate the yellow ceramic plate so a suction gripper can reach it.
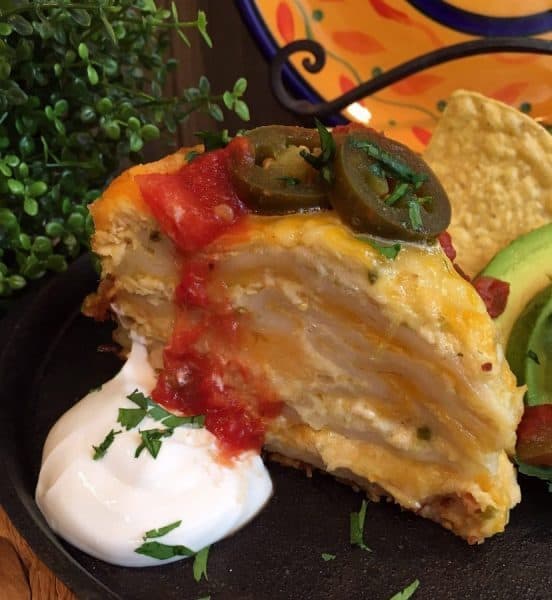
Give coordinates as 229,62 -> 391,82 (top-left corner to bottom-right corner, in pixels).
239,0 -> 551,150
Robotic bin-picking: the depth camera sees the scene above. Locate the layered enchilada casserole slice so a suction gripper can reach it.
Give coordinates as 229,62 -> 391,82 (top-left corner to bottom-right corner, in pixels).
84,126 -> 523,544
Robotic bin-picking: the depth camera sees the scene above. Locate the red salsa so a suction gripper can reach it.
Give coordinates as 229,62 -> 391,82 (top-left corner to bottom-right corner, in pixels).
137,140 -> 282,456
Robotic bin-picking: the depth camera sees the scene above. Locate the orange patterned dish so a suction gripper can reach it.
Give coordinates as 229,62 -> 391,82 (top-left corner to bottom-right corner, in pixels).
238,0 -> 551,150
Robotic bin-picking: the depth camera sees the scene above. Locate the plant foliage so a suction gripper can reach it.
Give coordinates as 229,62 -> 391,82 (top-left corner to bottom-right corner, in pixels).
0,0 -> 248,296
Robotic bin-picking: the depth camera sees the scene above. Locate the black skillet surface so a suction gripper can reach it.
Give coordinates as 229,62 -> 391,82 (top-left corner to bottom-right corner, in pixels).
0,255 -> 551,600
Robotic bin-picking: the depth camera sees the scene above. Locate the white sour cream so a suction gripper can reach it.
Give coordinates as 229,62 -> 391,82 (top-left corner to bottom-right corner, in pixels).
35,341 -> 272,567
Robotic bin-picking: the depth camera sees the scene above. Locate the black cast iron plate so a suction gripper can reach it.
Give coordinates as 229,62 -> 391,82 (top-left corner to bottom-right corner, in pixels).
0,256 -> 551,600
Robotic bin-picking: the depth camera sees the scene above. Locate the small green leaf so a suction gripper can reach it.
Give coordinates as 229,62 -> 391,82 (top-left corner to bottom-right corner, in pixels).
127,390 -> 150,410
92,429 -> 121,460
141,124 -> 160,141
207,103 -> 223,122
144,520 -> 182,540
78,42 -> 89,61
134,541 -> 194,560
129,132 -> 144,153
350,499 -> 371,552
389,579 -> 420,600
222,91 -> 234,110
28,181 -> 47,197
0,23 -> 13,36
233,77 -> 247,96
7,274 -> 26,290
87,65 -> 99,85
233,99 -> 250,122
135,428 -> 174,459
356,236 -> 401,260
70,8 -> 91,28
8,15 -> 33,36
23,197 -> 38,216
196,10 -> 212,47
408,200 -> 423,231
162,414 -> 205,429
193,546 -> 210,582
118,407 -> 147,430
321,553 -> 336,561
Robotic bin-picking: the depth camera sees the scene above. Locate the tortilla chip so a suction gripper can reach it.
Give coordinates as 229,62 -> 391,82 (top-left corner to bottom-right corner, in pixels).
424,90 -> 552,276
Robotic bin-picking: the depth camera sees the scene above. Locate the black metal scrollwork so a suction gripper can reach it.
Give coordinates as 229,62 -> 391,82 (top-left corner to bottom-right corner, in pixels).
270,37 -> 552,118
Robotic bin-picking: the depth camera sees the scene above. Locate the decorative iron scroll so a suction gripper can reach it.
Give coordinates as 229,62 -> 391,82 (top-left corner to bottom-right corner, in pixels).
270,37 -> 552,118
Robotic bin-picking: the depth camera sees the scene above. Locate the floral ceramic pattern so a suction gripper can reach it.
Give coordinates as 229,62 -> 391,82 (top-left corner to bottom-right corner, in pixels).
247,0 -> 551,150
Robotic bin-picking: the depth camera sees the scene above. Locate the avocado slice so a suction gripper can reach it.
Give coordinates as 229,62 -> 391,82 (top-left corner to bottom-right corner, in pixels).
480,223 -> 552,344
506,286 -> 552,386
525,293 -> 552,406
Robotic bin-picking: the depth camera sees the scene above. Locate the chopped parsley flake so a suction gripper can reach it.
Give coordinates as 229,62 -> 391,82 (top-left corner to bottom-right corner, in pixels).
123,389 -> 205,436
416,426 -> 431,441
127,389 -> 149,410
134,541 -> 195,560
144,520 -> 182,540
135,428 -> 174,459
350,499 -> 371,552
351,140 -> 427,188
356,235 -> 401,260
407,199 -> 423,231
118,407 -> 147,430
389,579 -> 420,600
321,553 -> 336,561
162,414 -> 206,429
527,349 -> 540,365
193,546 -> 210,582
385,182 -> 409,205
92,429 -> 121,460
300,118 -> 336,184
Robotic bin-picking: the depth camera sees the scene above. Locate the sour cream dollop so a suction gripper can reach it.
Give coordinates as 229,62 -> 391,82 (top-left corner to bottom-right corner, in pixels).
35,341 -> 272,567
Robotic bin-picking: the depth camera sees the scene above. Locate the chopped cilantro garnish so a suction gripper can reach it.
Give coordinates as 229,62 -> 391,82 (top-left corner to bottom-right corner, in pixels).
92,429 -> 121,460
357,235 -> 401,260
118,407 -> 147,430
416,426 -> 431,441
144,520 -> 182,540
407,199 -> 423,231
527,349 -> 540,365
193,546 -> 210,582
134,541 -> 195,560
124,389 -> 204,433
352,140 -> 427,188
300,118 -> 336,184
127,389 -> 149,410
389,579 -> 420,600
349,499 -> 371,551
385,182 -> 410,205
135,428 -> 174,459
321,553 -> 336,561
162,414 -> 206,429
276,176 -> 301,187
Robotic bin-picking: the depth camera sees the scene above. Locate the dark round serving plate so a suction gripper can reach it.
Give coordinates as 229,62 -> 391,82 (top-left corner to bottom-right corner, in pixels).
1,255 -> 551,600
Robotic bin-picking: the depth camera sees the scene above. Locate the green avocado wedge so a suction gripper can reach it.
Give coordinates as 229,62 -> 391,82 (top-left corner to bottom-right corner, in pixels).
525,293 -> 552,407
506,286 -> 552,386
480,223 -> 552,345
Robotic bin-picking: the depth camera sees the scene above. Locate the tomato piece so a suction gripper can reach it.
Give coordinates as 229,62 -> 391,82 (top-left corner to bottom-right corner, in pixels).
136,138 -> 249,253
472,275 -> 510,318
517,405 -> 552,466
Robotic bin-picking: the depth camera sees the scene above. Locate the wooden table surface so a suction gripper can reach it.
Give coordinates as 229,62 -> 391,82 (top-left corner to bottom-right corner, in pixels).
0,2 -> 302,598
